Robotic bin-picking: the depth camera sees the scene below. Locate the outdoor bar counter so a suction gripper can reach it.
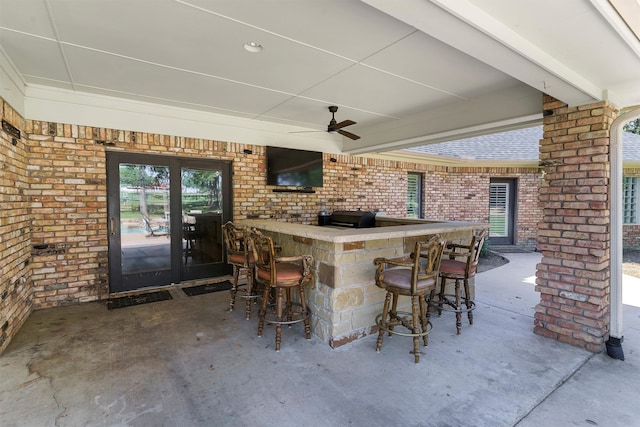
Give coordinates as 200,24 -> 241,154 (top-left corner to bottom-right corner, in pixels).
239,217 -> 488,348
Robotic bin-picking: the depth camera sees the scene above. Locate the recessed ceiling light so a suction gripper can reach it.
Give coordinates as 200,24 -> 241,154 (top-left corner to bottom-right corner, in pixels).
243,42 -> 263,53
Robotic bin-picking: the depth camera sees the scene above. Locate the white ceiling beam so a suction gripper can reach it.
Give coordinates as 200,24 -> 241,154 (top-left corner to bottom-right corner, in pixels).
345,84 -> 542,154
592,0 -> 640,58
362,0 -> 603,106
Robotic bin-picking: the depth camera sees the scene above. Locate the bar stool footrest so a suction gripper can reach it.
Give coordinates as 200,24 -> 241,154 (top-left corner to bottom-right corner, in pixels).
428,294 -> 476,313
262,302 -> 310,326
376,311 -> 433,338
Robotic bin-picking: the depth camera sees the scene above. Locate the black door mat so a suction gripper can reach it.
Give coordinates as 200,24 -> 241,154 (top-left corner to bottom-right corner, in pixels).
107,290 -> 173,310
182,281 -> 233,297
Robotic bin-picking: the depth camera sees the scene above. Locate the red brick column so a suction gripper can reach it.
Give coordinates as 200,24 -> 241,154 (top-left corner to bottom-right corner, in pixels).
535,95 -> 617,352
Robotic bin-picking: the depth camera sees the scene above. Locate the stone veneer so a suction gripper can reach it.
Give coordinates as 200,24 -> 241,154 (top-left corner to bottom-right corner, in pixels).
242,218 -> 478,347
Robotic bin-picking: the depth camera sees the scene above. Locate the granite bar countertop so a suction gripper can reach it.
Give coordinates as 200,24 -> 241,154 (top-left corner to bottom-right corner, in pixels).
239,217 -> 487,243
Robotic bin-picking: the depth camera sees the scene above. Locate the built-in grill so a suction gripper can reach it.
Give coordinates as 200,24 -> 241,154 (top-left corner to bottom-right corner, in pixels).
319,210 -> 376,228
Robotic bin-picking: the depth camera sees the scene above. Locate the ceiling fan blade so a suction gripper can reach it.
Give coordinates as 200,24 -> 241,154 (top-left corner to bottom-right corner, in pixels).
338,129 -> 360,140
332,119 -> 356,130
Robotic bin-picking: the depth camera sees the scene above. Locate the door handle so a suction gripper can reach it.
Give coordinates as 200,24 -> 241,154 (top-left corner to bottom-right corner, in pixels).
110,218 -> 116,235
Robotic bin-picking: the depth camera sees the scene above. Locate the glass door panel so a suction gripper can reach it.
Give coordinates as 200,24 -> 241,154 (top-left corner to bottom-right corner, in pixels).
120,163 -> 171,275
181,166 -> 225,279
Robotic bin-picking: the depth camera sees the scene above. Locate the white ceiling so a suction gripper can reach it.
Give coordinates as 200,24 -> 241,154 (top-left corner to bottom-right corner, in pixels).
1,0 -> 640,154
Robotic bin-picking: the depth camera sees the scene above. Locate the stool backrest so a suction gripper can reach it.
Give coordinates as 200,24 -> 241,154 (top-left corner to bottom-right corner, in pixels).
412,235 -> 446,293
248,229 -> 313,287
467,229 -> 488,275
247,228 -> 277,284
222,221 -> 250,265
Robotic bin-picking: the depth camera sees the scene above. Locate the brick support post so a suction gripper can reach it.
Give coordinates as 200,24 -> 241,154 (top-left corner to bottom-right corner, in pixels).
535,95 -> 617,352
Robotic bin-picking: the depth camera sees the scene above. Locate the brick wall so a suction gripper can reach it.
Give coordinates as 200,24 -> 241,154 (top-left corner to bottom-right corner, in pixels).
424,166 -> 541,249
0,101 -> 32,355
623,225 -> 640,249
235,151 -> 419,222
0,94 -> 542,354
21,120 -> 543,303
535,95 -> 617,352
517,171 -> 543,249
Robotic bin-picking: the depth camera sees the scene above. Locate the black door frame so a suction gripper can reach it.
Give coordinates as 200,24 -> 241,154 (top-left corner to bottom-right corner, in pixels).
106,152 -> 233,293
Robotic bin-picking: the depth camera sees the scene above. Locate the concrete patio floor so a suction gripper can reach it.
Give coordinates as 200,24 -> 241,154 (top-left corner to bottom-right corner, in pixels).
2,252 -> 640,426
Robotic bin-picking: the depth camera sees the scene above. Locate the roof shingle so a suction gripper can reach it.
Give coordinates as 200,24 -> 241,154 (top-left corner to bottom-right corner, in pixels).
405,126 -> 640,161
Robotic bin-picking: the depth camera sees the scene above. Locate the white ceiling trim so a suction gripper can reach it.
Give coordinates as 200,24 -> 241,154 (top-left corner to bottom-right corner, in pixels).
349,113 -> 542,155
22,84 -> 345,153
347,83 -> 543,154
430,0 -> 603,102
0,46 -> 26,111
362,0 -> 602,106
591,0 -> 640,58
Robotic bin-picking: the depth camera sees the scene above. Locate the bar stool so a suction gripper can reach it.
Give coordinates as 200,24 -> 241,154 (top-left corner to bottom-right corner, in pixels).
183,223 -> 198,263
222,221 -> 260,319
429,229 -> 487,334
248,229 -> 313,352
373,235 -> 445,363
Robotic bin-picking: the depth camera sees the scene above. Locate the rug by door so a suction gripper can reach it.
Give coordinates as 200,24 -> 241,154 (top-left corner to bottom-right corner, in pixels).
107,290 -> 173,310
182,281 -> 232,297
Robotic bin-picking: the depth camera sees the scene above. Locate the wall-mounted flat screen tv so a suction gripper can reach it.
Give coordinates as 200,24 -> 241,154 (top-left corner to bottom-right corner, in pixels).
266,146 -> 323,187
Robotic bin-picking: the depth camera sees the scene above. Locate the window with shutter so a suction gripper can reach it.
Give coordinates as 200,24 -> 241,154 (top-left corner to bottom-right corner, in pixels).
489,183 -> 509,237
407,172 -> 422,218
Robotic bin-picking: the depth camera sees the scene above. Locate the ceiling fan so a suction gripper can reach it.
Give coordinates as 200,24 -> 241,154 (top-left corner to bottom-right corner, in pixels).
326,106 -> 360,140
291,106 -> 360,140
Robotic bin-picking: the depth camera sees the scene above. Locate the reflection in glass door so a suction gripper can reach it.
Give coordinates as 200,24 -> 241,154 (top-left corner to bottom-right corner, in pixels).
180,166 -> 225,280
107,153 -> 232,293
120,163 -> 171,276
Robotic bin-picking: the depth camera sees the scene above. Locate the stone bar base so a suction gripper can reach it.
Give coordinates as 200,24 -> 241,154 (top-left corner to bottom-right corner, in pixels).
241,217 -> 486,347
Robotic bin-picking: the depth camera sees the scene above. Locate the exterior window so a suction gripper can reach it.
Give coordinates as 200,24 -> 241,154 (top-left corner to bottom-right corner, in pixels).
624,176 -> 638,224
489,183 -> 509,237
407,172 -> 423,218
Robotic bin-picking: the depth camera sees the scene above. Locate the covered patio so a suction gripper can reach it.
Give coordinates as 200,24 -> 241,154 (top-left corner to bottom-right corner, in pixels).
2,6 -> 640,424
2,252 -> 640,426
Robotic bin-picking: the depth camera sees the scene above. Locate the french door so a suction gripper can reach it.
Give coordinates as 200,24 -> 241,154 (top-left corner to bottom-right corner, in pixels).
107,152 -> 232,293
489,178 -> 516,245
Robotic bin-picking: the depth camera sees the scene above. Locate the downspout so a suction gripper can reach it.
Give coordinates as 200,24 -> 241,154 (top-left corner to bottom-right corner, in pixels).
608,107 -> 640,360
